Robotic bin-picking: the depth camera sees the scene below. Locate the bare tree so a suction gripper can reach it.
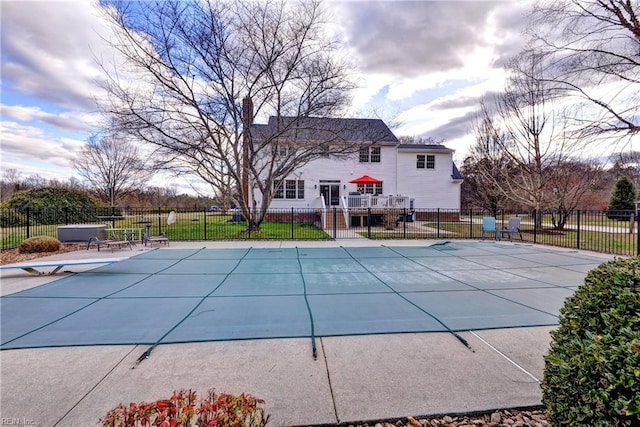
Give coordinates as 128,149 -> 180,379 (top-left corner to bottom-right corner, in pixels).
73,133 -> 152,206
545,159 -> 604,228
397,135 -> 445,145
609,150 -> 640,183
98,0 -> 356,230
472,53 -> 586,227
464,108 -> 512,213
529,0 -> 640,139
0,169 -> 23,201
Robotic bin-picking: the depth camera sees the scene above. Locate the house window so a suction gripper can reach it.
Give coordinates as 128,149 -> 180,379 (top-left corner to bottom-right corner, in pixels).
359,146 -> 381,163
357,183 -> 383,195
370,147 -> 381,162
277,145 -> 292,157
273,180 -> 283,198
426,155 -> 435,169
417,154 -> 435,169
359,147 -> 369,162
285,180 -> 296,199
274,179 -> 304,199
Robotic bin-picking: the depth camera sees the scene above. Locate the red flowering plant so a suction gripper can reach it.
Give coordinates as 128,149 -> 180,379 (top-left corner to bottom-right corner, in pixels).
100,388 -> 269,427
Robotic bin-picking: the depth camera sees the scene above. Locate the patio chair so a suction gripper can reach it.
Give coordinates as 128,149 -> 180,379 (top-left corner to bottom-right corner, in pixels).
500,217 -> 523,242
142,210 -> 173,246
143,232 -> 170,246
87,236 -> 133,252
481,216 -> 499,240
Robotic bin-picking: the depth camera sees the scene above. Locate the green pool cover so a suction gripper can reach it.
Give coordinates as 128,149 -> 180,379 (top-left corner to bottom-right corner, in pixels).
1,242 -> 605,356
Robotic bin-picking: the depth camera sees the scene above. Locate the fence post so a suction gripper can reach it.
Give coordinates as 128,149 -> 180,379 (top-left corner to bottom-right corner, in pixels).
367,207 -> 372,239
437,208 -> 440,239
26,207 -> 30,239
533,209 -> 538,243
333,207 -> 337,239
469,209 -> 473,239
636,205 -> 640,256
403,207 -> 407,238
111,206 -> 117,228
203,207 -> 207,240
291,207 -> 294,239
576,210 -> 581,250
157,207 -> 162,235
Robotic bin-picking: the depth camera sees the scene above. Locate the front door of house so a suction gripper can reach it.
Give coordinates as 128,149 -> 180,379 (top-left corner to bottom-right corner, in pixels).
320,181 -> 340,206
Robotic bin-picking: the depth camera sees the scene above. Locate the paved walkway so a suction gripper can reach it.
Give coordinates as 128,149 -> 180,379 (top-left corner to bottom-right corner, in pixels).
0,240 -> 615,426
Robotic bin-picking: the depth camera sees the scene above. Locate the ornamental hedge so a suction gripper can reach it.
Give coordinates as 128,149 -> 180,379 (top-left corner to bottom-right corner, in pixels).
542,257 -> 640,425
6,187 -> 100,225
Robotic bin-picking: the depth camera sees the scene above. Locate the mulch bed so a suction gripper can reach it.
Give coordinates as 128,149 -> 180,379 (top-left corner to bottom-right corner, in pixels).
329,408 -> 548,427
0,243 -> 86,266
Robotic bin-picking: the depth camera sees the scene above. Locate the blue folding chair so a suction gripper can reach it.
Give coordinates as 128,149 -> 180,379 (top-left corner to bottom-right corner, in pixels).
481,217 -> 498,240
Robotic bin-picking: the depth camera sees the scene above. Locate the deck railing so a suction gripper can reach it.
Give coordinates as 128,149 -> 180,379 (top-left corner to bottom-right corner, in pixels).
344,194 -> 413,209
1,206 -> 638,256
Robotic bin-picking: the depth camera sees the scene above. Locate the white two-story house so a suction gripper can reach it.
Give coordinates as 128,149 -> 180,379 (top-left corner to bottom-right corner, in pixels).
248,114 -> 463,227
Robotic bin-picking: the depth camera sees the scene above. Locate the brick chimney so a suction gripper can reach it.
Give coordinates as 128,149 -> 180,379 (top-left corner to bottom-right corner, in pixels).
241,97 -> 253,208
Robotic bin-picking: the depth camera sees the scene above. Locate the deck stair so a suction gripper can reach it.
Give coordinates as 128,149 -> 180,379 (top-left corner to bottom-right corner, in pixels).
324,210 -> 348,230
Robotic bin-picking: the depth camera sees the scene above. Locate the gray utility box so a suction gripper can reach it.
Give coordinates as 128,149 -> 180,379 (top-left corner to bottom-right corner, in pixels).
57,224 -> 107,243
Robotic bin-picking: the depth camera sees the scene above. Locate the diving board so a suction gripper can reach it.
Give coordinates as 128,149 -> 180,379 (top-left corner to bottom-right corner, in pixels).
0,257 -> 129,276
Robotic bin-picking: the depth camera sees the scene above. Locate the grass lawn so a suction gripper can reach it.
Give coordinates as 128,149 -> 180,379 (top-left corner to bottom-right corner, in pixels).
426,222 -> 636,255
2,210 -> 638,255
1,212 -> 330,248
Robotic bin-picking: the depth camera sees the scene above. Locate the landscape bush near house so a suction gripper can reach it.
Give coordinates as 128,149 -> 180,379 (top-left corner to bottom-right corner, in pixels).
541,257 -> 640,425
382,208 -> 401,230
18,236 -> 61,254
100,388 -> 269,427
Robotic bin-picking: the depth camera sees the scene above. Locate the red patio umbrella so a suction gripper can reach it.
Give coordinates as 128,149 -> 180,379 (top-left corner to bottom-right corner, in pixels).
349,175 -> 383,184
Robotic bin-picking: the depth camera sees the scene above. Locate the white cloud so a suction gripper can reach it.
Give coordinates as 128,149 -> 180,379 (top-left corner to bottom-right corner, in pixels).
0,121 -> 90,186
0,0 -> 537,194
0,121 -> 86,167
1,0 -> 114,110
0,105 -> 94,132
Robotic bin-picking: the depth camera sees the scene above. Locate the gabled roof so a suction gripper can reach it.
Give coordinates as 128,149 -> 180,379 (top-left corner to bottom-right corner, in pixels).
452,163 -> 464,181
250,116 -> 399,144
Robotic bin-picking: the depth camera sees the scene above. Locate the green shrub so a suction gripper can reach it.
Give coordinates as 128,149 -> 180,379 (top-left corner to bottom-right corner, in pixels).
607,176 -> 637,221
0,203 -> 25,227
541,257 -> 640,425
6,187 -> 102,225
100,388 -> 269,427
18,236 -> 62,254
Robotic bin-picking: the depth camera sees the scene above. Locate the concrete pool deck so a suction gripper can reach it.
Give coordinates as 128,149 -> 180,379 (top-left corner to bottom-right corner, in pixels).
0,239 -> 615,426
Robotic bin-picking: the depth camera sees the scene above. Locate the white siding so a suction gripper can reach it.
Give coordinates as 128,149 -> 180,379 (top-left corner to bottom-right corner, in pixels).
396,150 -> 461,209
254,145 -> 399,208
252,144 -> 461,210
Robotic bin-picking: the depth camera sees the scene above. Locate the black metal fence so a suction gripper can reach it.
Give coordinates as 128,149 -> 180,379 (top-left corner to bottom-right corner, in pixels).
1,206 -> 638,256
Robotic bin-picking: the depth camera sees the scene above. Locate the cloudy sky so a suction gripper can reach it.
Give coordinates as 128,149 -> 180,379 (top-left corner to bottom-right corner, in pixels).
0,0 -> 530,194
